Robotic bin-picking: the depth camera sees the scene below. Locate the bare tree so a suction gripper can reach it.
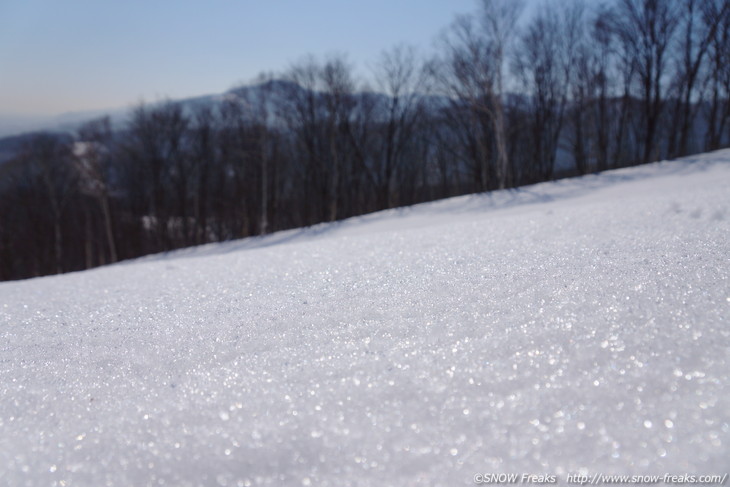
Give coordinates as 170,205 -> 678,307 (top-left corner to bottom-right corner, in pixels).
513,2 -> 581,181
479,0 -> 524,188
75,117 -> 118,263
189,104 -> 216,244
565,8 -> 595,175
431,0 -> 523,192
372,45 -> 427,208
280,57 -> 327,225
25,135 -> 77,274
703,0 -> 730,150
280,55 -> 359,223
668,0 -> 728,157
560,2 -> 617,175
604,0 -> 679,164
321,55 -> 357,221
590,16 -> 614,172
237,73 -> 282,235
125,101 -> 189,250
432,15 -> 500,192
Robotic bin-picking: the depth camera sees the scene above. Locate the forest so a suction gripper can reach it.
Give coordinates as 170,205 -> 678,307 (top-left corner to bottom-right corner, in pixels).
1,0 -> 729,281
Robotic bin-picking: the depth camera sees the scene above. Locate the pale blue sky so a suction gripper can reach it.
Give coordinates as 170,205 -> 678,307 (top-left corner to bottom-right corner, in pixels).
0,0 -> 489,115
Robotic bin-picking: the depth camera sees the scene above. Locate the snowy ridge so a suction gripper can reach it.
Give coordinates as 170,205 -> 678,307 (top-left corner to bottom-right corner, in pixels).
1,151 -> 729,486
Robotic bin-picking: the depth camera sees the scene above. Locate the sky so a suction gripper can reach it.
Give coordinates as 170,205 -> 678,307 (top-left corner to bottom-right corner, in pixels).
0,0 -> 483,116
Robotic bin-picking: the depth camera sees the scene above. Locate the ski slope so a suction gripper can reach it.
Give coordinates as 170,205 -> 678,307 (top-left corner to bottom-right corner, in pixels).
1,151 -> 729,486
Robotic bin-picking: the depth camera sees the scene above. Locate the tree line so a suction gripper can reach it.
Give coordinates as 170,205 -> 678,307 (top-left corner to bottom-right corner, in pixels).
1,0 -> 729,281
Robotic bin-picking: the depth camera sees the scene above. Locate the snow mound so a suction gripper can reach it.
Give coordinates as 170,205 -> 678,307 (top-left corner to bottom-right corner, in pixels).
1,151 -> 729,486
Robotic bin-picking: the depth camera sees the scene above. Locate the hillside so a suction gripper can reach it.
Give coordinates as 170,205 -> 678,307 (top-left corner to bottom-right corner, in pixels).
1,150 -> 729,485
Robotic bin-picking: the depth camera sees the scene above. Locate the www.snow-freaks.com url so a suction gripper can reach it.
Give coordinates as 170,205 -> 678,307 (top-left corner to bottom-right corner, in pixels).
472,473 -> 728,485
564,473 -> 728,485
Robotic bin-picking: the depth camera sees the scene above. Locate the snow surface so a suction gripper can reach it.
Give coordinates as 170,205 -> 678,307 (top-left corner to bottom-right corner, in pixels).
1,151 -> 729,486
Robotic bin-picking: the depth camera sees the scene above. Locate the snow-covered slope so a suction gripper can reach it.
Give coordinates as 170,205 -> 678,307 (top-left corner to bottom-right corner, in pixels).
1,151 -> 729,486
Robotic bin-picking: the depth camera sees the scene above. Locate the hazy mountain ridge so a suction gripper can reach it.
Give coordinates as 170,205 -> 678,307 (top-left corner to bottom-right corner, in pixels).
0,80 -> 333,139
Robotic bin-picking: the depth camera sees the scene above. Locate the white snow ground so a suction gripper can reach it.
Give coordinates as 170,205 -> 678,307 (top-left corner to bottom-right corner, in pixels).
1,151 -> 729,486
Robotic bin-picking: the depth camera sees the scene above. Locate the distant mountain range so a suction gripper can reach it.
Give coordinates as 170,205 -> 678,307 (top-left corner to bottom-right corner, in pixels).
0,80 -> 315,140
0,109 -> 124,139
0,83 -> 269,164
0,79 -> 403,165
